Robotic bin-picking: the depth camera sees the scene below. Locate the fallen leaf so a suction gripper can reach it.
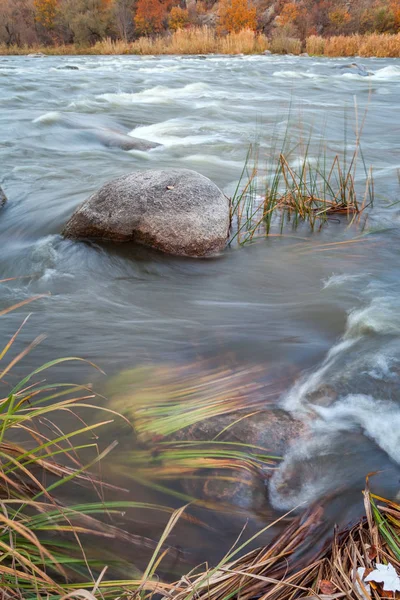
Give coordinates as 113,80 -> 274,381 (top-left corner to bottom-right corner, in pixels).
368,545 -> 378,561
365,563 -> 400,592
320,580 -> 336,594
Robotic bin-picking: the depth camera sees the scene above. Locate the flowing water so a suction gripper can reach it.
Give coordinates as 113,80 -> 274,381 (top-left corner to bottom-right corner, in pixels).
1,53 -> 400,573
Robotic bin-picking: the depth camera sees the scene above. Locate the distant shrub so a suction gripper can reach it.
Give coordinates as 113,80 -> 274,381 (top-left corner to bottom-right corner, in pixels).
269,34 -> 302,54
306,35 -> 325,55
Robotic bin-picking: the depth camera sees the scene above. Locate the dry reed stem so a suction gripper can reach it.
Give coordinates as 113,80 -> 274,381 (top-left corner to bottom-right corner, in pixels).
168,489 -> 400,600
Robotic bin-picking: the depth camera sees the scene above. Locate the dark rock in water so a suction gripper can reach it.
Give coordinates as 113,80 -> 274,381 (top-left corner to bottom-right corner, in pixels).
0,186 -> 7,207
173,409 -> 306,510
62,169 -> 230,257
56,65 -> 79,70
338,62 -> 371,77
93,129 -> 160,152
176,409 -> 305,456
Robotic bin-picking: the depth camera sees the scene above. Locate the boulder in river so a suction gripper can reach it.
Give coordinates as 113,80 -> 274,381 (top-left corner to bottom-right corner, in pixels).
62,169 -> 230,257
0,186 -> 7,207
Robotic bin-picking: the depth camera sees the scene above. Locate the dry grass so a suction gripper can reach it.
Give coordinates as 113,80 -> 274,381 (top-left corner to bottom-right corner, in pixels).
2,30 -> 400,56
269,35 -> 302,55
306,35 -> 326,56
166,487 -> 400,600
307,32 -> 400,57
324,34 -> 362,57
220,29 -> 269,54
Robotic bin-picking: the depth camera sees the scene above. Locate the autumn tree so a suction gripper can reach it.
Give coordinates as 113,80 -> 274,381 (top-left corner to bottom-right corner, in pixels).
276,1 -> 299,26
360,1 -> 397,33
218,0 -> 257,33
34,0 -> 58,29
0,0 -> 37,45
169,5 -> 189,29
328,7 -> 351,30
391,0 -> 400,30
134,0 -> 169,34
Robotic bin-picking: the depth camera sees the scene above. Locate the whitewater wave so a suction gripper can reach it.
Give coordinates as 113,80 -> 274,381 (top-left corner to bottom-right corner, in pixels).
33,111 -> 62,124
270,394 -> 400,510
129,118 -> 223,147
98,82 -> 215,106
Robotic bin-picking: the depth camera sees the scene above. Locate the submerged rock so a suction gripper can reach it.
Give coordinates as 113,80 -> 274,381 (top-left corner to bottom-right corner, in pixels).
56,65 -> 79,70
174,409 -> 306,510
338,62 -> 371,77
62,169 -> 230,257
0,186 -> 7,207
92,129 -> 160,152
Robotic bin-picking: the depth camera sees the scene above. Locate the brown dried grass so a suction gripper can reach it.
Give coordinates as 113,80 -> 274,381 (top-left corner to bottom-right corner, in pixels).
307,33 -> 400,57
167,487 -> 400,600
2,31 -> 400,57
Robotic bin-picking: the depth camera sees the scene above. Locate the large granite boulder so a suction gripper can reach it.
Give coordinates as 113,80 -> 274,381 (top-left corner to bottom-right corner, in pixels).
62,169 -> 230,257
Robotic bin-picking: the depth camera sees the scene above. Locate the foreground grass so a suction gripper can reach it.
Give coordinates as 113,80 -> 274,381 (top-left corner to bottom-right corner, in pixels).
1,28 -> 400,57
2,291 -> 400,597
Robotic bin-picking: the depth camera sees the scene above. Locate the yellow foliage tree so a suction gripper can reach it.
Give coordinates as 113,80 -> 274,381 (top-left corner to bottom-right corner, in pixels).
219,0 -> 257,33
34,0 -> 58,29
328,7 -> 351,29
169,6 -> 190,30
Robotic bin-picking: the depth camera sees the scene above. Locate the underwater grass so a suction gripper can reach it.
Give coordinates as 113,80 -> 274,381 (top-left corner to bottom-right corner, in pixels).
105,362 -> 281,509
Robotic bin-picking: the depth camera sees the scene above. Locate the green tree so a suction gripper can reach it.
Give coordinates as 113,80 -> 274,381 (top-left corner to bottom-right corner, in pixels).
57,0 -> 114,44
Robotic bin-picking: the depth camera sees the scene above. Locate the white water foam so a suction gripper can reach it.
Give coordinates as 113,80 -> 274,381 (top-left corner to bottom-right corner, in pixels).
98,82 -> 213,106
33,111 -> 62,124
272,290 -> 400,509
129,119 -> 219,147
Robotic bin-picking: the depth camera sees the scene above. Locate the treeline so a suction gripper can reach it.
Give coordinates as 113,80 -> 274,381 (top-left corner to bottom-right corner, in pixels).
0,0 -> 399,48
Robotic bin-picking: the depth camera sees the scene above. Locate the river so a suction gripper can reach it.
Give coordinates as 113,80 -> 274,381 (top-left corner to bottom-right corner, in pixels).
1,53 -> 400,575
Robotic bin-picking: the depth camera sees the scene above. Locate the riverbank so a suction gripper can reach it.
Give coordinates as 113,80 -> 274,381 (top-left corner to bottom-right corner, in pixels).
1,29 -> 400,57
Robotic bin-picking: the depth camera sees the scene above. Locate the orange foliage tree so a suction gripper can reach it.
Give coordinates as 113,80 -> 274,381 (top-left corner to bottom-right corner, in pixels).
34,0 -> 58,29
134,0 -> 168,34
276,1 -> 299,26
218,0 -> 257,33
390,0 -> 400,30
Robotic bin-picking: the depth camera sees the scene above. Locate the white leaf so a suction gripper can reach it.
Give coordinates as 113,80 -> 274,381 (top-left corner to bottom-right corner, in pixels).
356,567 -> 370,600
364,563 -> 400,592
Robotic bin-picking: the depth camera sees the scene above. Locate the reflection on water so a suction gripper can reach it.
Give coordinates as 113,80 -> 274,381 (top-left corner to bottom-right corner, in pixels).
1,53 -> 400,574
